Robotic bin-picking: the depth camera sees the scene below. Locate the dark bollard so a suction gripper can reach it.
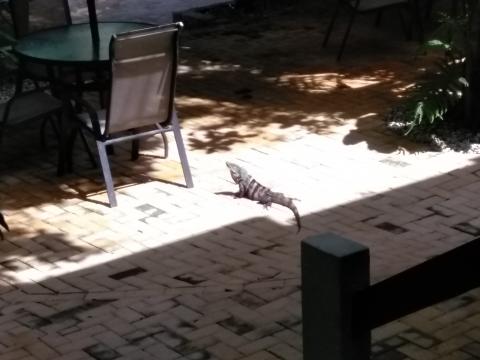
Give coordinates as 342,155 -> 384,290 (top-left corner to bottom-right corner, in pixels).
301,233 -> 370,360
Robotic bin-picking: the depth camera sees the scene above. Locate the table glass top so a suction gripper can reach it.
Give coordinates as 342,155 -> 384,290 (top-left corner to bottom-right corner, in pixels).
14,22 -> 150,65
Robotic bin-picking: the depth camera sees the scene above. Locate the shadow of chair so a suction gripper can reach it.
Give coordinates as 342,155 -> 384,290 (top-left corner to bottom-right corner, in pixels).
67,23 -> 194,207
322,0 -> 414,61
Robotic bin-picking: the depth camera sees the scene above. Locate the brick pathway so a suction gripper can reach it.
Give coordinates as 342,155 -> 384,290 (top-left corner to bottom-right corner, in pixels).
1,3 -> 480,360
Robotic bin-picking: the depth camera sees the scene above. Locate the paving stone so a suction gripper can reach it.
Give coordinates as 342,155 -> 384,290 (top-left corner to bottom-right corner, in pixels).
399,329 -> 439,348
372,350 -> 407,360
217,317 -> 255,336
83,343 -> 121,360
2,2 -> 480,360
460,342 -> 480,358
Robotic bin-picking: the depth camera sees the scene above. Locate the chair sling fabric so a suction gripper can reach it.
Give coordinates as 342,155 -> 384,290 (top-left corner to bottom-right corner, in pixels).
68,23 -> 194,207
9,0 -> 71,38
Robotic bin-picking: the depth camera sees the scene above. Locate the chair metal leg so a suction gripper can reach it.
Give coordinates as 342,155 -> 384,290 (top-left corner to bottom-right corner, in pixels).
56,111 -> 66,176
161,132 -> 169,159
131,139 -> 140,161
409,0 -> 423,42
40,116 -> 61,149
424,0 -> 433,19
97,141 -> 118,207
171,112 -> 193,188
66,126 -> 79,173
79,129 -> 97,168
337,8 -> 357,61
323,1 -> 341,47
399,6 -> 410,40
106,144 -> 115,155
40,117 -> 49,149
14,70 -> 24,95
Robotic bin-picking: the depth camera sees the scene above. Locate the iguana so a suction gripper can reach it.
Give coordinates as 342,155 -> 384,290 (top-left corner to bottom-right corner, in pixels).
226,162 -> 301,232
0,212 -> 9,240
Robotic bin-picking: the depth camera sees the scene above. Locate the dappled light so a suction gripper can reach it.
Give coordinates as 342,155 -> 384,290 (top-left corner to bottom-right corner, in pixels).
270,72 -> 385,93
172,14 -> 432,154
176,58 -> 424,153
0,4 -> 438,209
0,227 -> 104,284
2,2 -> 480,358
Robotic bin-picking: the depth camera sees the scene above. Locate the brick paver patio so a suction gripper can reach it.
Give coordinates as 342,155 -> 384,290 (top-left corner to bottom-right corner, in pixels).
1,2 -> 480,360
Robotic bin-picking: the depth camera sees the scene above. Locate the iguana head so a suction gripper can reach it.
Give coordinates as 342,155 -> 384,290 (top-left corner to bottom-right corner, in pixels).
226,162 -> 248,184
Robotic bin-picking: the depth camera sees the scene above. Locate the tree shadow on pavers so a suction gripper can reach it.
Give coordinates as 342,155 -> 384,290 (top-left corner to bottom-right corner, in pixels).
342,114 -> 433,153
0,228 -> 104,284
174,8 -> 430,154
1,157 -> 480,358
0,217 -> 306,358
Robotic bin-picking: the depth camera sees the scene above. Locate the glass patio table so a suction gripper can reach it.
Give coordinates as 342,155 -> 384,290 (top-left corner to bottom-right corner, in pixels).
12,21 -> 151,175
13,21 -> 151,67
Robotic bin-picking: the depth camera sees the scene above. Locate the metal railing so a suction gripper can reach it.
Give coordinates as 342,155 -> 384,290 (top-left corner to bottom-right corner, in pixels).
301,233 -> 480,360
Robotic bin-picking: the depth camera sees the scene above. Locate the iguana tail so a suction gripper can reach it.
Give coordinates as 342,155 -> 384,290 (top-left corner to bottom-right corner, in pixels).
271,192 -> 301,233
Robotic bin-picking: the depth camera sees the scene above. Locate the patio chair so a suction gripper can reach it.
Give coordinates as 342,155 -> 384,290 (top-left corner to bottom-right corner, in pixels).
9,0 -> 72,81
322,0 -> 413,61
6,0 -> 71,147
9,0 -> 71,39
67,23 -> 194,207
9,0 -> 106,104
0,88 -> 66,174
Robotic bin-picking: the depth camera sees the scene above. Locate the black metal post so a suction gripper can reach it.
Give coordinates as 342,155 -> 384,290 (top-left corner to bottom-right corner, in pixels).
87,0 -> 99,46
301,233 -> 370,360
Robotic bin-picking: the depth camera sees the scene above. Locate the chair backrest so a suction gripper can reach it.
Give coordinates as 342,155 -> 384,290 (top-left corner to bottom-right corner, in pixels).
9,0 -> 71,38
106,23 -> 182,135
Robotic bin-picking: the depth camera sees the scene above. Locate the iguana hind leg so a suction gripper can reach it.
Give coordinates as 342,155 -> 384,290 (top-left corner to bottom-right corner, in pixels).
258,195 -> 272,209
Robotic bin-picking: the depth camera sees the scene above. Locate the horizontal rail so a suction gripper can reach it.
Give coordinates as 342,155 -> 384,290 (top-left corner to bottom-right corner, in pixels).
302,233 -> 480,360
356,237 -> 480,329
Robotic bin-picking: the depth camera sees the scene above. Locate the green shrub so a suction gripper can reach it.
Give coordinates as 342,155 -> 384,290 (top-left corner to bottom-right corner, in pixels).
400,12 -> 469,133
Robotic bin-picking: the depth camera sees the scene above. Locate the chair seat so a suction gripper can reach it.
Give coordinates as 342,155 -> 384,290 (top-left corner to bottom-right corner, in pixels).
353,0 -> 408,12
0,91 -> 62,126
76,109 -> 169,138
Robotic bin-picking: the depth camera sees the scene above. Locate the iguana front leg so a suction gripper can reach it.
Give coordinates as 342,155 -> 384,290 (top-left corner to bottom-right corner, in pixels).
235,182 -> 247,198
